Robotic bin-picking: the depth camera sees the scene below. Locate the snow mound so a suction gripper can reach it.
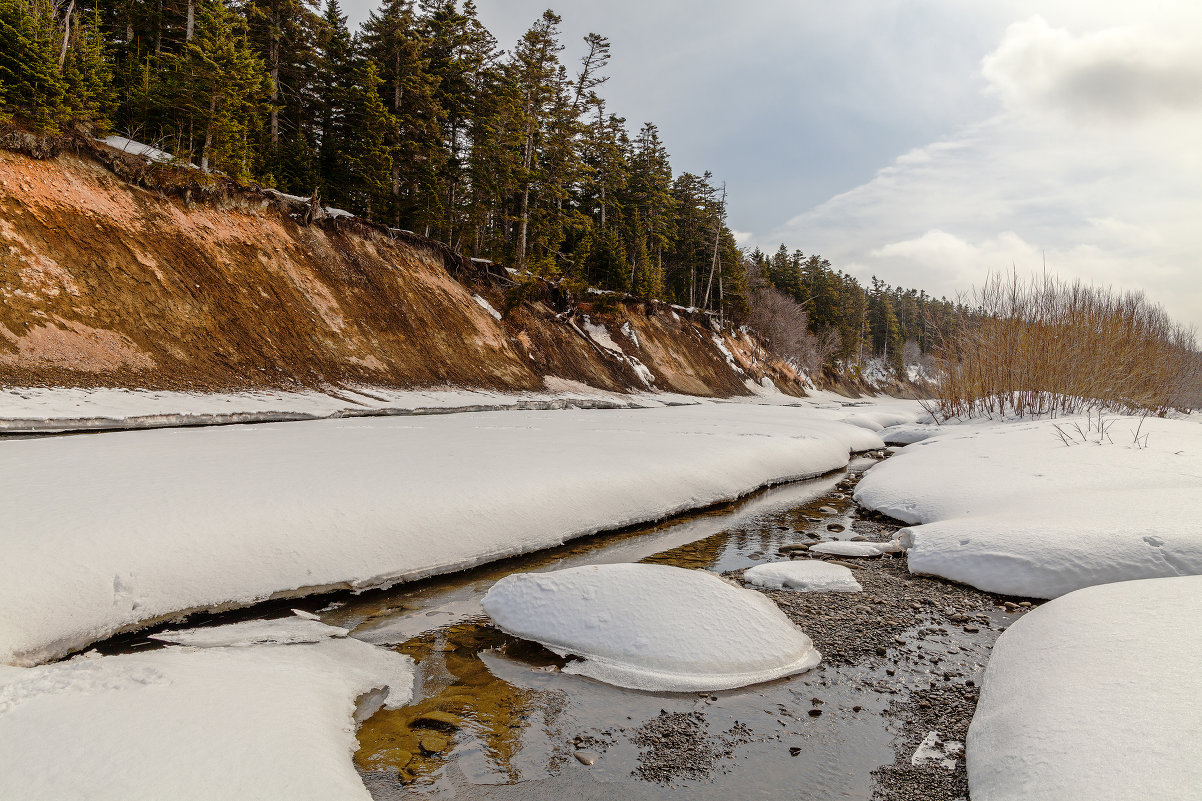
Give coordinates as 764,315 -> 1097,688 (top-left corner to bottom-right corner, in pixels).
0,633 -> 413,801
967,575 -> 1202,801
809,541 -> 899,557
481,564 -> 821,692
150,616 -> 348,648
855,415 -> 1202,598
743,561 -> 861,592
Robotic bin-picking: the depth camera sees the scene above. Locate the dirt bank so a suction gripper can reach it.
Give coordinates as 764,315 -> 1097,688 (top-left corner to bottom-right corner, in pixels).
0,135 -> 799,398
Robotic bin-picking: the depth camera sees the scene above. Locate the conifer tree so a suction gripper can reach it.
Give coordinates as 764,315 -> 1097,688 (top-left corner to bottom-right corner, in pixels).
0,0 -> 66,129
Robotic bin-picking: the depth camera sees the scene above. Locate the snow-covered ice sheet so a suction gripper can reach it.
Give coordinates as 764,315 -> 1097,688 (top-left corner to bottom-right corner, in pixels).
967,575 -> 1202,801
481,564 -> 821,691
0,621 -> 413,801
0,404 -> 883,666
854,415 -> 1202,598
0,384 -> 679,433
743,561 -> 862,592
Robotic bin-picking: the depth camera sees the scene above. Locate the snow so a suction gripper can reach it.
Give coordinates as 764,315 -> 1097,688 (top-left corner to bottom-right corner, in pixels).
101,135 -> 176,164
967,575 -> 1202,801
581,316 -> 624,353
742,561 -> 862,592
854,415 -> 1202,598
579,316 -> 657,387
0,404 -> 883,666
0,621 -> 413,801
480,564 -> 822,692
150,615 -> 348,647
809,540 -> 901,557
912,731 -> 962,770
472,294 -> 503,320
620,320 -> 639,348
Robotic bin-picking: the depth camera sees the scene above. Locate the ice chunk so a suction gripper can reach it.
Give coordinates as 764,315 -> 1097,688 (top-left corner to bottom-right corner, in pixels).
967,575 -> 1202,800
481,564 -> 821,692
743,561 -> 862,592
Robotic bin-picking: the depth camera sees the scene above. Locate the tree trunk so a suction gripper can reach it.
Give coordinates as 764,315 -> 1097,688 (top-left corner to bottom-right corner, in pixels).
269,33 -> 279,145
200,94 -> 217,172
57,0 -> 75,73
186,0 -> 195,42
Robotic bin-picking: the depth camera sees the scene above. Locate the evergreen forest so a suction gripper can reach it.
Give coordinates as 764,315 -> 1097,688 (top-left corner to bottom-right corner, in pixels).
0,0 -> 964,375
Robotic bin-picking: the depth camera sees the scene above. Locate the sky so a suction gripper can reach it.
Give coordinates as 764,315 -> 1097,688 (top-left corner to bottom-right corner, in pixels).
341,1 -> 1202,329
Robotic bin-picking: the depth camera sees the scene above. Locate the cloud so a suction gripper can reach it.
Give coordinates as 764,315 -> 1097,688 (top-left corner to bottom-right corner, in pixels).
772,13 -> 1202,328
982,16 -> 1202,120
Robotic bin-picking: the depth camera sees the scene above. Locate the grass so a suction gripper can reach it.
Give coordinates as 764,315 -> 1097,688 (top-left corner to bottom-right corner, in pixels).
926,271 -> 1200,421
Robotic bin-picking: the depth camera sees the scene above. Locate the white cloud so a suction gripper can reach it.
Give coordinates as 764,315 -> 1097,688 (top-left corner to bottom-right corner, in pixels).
772,13 -> 1202,328
982,16 -> 1202,120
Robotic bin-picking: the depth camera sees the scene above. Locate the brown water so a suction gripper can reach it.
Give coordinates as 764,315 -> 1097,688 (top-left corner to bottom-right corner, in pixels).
306,457 -> 908,800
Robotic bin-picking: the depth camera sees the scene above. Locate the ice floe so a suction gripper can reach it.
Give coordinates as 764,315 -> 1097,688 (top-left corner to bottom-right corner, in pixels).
481,563 -> 821,692
808,540 -> 902,557
743,561 -> 862,592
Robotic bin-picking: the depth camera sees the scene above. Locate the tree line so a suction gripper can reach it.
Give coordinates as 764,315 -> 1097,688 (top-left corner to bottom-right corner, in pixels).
1,0 -> 962,376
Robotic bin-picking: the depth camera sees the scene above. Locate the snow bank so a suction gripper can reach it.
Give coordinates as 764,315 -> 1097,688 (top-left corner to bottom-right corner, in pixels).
481,564 -> 821,691
967,575 -> 1202,801
0,404 -> 882,666
743,561 -> 861,592
854,415 -> 1202,598
0,621 -> 413,801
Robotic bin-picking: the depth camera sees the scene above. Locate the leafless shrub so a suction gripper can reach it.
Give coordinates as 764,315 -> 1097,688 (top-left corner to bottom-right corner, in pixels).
745,265 -> 834,372
926,271 -> 1200,420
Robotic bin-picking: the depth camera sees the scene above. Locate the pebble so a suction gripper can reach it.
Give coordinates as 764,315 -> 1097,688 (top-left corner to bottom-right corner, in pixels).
574,750 -> 598,766
789,746 -> 802,756
818,506 -> 837,514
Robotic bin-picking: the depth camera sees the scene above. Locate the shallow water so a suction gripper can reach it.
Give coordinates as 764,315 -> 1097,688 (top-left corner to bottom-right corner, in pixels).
313,457 -> 905,800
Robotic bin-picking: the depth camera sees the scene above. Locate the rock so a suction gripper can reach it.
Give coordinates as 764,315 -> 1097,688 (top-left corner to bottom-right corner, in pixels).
875,646 -> 887,657
963,626 -> 979,633
412,710 -> 463,731
818,506 -> 837,515
849,535 -> 867,541
778,543 -> 810,553
789,746 -> 802,756
574,750 -> 598,766
419,731 -> 451,756
1003,601 -> 1019,611
808,709 -> 822,718
826,523 -> 846,533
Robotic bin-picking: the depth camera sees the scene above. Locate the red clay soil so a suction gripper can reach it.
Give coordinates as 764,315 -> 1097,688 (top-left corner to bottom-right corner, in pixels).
0,142 -> 800,397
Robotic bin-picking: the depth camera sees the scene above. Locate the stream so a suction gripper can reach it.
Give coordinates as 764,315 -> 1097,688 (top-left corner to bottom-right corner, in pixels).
99,452 -> 1020,800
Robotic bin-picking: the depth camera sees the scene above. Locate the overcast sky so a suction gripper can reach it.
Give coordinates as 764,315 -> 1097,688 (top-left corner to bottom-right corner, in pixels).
341,1 -> 1202,328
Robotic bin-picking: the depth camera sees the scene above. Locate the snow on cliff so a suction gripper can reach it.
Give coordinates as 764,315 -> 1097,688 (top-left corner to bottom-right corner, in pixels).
854,415 -> 1202,598
967,575 -> 1202,801
0,618 -> 413,801
0,403 -> 884,666
481,564 -> 821,691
